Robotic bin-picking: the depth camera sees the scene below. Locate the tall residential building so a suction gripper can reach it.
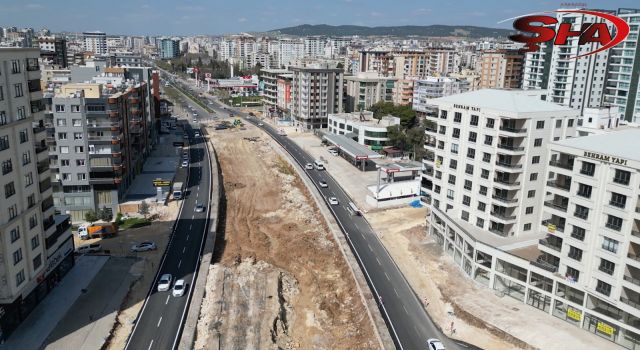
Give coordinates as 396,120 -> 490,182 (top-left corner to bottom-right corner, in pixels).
425,48 -> 457,76
421,89 -> 579,237
479,49 -> 524,89
391,78 -> 415,106
412,76 -> 470,117
38,36 -> 67,68
0,48 -> 73,341
48,80 -> 149,221
344,72 -> 396,112
83,31 -> 107,55
260,68 -> 290,115
603,9 -> 640,122
160,38 -> 180,59
290,64 -> 343,130
304,36 -> 326,58
523,10 -> 615,114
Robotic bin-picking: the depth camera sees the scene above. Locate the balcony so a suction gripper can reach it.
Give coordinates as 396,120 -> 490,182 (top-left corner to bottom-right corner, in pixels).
494,178 -> 520,187
539,238 -> 562,252
541,219 -> 565,233
491,211 -> 517,221
35,143 -> 48,154
544,200 -> 568,212
621,297 -> 640,310
43,216 -> 55,231
629,253 -> 640,262
549,160 -> 573,171
45,216 -> 72,249
37,160 -> 49,174
87,122 -> 121,130
497,144 -> 525,152
531,259 -> 558,273
495,161 -> 523,169
547,180 -> 571,191
625,275 -> 640,288
499,126 -> 527,134
492,194 -> 518,204
41,196 -> 54,212
39,178 -> 51,193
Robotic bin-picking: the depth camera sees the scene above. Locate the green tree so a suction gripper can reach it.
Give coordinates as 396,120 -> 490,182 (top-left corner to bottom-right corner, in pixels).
139,200 -> 150,217
98,206 -> 112,221
386,125 -> 407,151
406,126 -> 426,160
84,210 -> 98,223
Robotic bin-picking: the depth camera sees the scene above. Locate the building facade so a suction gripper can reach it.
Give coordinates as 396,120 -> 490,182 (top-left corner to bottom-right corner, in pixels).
413,76 -> 470,116
344,73 -> 396,112
478,49 -> 524,90
160,38 -> 180,60
290,64 -> 343,130
83,31 -> 107,56
38,36 -> 67,68
327,112 -> 400,149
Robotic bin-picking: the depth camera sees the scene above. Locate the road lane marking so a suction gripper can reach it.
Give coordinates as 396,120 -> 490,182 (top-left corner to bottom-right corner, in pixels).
165,295 -> 170,304
183,247 -> 186,253
157,316 -> 162,327
376,257 -> 382,266
385,272 -> 390,281
186,234 -> 190,241
178,260 -> 182,268
189,224 -> 192,230
403,305 -> 408,314
368,244 -> 373,252
148,340 -> 153,350
191,215 -> 195,219
394,288 -> 399,296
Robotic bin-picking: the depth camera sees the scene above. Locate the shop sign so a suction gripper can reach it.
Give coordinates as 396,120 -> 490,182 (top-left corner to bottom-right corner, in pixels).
597,321 -> 614,336
566,307 -> 581,321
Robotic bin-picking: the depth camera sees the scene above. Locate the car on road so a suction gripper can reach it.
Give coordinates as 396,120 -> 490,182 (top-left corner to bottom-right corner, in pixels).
195,203 -> 205,212
75,243 -> 102,254
328,197 -> 339,205
157,274 -> 173,292
172,279 -> 186,297
183,133 -> 189,139
328,148 -> 339,156
305,163 -> 313,170
258,122 -> 264,126
427,338 -> 446,350
194,131 -> 200,137
193,118 -> 197,123
318,180 -> 328,188
130,242 -> 157,252
181,160 -> 189,168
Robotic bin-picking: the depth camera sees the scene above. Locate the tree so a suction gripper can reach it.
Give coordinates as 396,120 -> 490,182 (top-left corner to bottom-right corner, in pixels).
386,125 -> 407,151
84,210 -> 98,223
139,200 -> 150,218
98,206 -> 112,221
406,126 -> 426,160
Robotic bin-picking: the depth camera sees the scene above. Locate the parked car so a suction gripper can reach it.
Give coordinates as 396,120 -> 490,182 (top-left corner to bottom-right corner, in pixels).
319,180 -> 328,188
328,197 -> 339,205
172,279 -> 186,297
427,338 -> 446,350
157,274 -> 172,292
130,242 -> 157,252
305,163 -> 313,170
195,203 -> 205,212
328,149 -> 339,156
75,243 -> 102,254
181,160 -> 189,168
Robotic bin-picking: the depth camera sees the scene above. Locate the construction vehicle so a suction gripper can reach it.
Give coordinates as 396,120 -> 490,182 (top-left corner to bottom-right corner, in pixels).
173,181 -> 185,200
78,222 -> 118,240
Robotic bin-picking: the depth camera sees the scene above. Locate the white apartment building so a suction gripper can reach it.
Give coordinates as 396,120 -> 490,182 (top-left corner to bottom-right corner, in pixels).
290,64 -> 343,130
422,89 -> 579,238
327,111 -> 400,149
271,39 -> 304,68
344,72 -> 396,112
83,31 -> 107,55
0,48 -> 73,340
304,36 -> 326,58
413,76 -> 470,116
577,107 -> 625,136
260,68 -> 289,113
523,10 -> 614,114
603,9 -> 640,122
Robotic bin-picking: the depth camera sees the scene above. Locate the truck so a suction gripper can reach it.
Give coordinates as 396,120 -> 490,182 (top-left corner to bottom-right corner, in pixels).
78,223 -> 118,240
173,182 -> 185,200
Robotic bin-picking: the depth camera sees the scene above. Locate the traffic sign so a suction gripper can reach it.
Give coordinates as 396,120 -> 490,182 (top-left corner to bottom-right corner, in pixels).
205,73 -> 212,78
152,179 -> 171,187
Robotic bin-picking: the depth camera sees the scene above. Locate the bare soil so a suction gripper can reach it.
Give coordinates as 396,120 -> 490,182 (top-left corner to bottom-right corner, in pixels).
195,127 -> 377,349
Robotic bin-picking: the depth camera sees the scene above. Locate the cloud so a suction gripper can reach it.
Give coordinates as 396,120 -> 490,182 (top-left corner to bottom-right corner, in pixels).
369,11 -> 382,17
238,17 -> 247,23
141,4 -> 151,9
176,5 -> 205,12
25,4 -> 45,10
344,0 -> 353,2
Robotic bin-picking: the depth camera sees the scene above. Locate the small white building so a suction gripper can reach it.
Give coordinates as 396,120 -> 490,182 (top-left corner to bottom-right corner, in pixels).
327,111 -> 400,150
577,107 -> 630,136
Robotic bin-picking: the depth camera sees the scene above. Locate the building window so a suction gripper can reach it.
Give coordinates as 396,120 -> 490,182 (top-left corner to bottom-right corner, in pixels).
77,173 -> 86,181
467,148 -> 475,159
71,105 -> 81,112
470,115 -> 479,126
56,119 -> 66,126
465,164 -> 474,175
17,106 -> 26,120
14,83 -> 23,97
2,159 -> 12,175
76,159 -> 85,166
75,146 -> 84,153
577,183 -> 592,198
532,156 -> 540,164
10,227 -> 19,243
0,111 -> 6,125
11,60 -> 21,74
13,248 -> 22,265
461,210 -> 469,221
4,182 -> 15,198
605,215 -> 623,231
72,119 -> 82,127
448,174 -> 456,185
61,159 -> 70,166
449,159 -> 457,170
613,169 -> 631,185
451,143 -> 458,154
19,130 -> 28,143
476,218 -> 484,228
33,254 -> 42,270
568,119 -> 574,127
28,214 -> 37,229
0,86 -> 3,101
58,132 -> 67,140
440,110 -> 447,119
524,223 -> 532,231
566,267 -> 580,282
555,119 -> 562,128
73,132 -> 83,140
486,118 -> 495,128
536,121 -> 545,129
462,195 -> 471,206
439,125 -> 446,134
534,138 -> 542,147
454,112 -> 462,123
0,135 -> 8,151
468,131 -> 477,143
574,205 -> 589,220
530,173 -> 538,181
452,128 -> 460,139
568,246 -> 583,261
8,204 -> 17,220
580,161 -> 595,176
599,258 -> 615,275
479,186 -> 488,196
22,151 -> 31,165
447,189 -> 454,200
571,226 -> 585,241
55,104 -> 65,112
527,190 -> 535,198
16,270 -> 25,287
595,280 -> 611,297
484,135 -> 493,145
31,235 -> 40,250
481,169 -> 489,179
526,206 -> 533,214
478,202 -> 486,211
609,192 -> 626,209
602,237 -> 618,253
434,185 -> 441,194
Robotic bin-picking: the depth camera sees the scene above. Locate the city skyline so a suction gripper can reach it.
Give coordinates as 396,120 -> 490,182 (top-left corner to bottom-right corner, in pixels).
1,0 -> 639,36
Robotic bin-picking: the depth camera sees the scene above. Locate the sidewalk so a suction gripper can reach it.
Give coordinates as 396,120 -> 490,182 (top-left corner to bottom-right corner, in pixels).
0,255 -> 108,350
44,257 -> 137,350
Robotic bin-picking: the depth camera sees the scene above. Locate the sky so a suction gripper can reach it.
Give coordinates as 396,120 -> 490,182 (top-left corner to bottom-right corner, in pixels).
0,0 -> 638,36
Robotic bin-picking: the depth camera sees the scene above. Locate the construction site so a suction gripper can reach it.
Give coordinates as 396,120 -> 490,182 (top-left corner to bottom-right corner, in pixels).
194,125 -> 378,349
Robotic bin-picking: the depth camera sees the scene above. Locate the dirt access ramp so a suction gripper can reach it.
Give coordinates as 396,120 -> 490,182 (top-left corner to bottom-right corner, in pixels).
195,128 -> 378,349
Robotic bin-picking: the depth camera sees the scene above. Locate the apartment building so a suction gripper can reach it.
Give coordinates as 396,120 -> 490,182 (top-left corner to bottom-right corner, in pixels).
160,38 -> 180,59
83,31 -> 107,55
260,68 -> 289,114
327,111 -> 400,149
421,89 -> 579,238
478,49 -> 524,89
48,80 -> 149,221
344,72 -> 396,112
603,9 -> 640,122
276,74 -> 292,113
290,64 -> 343,130
38,36 -> 67,68
392,78 -> 415,106
413,76 -> 470,117
0,48 -> 73,341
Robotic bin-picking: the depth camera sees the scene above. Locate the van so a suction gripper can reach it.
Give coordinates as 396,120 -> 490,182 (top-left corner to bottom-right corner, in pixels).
76,243 -> 102,254
314,160 -> 325,170
347,202 -> 361,216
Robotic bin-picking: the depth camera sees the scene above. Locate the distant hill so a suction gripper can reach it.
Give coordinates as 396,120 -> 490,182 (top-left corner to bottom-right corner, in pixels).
267,24 -> 514,38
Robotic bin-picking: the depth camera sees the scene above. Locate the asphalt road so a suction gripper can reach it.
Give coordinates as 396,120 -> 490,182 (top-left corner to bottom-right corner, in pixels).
161,71 -> 480,350
125,106 -> 212,349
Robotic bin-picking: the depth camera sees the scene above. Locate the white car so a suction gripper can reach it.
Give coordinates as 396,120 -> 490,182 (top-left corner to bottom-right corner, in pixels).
157,274 -> 172,292
75,243 -> 102,254
305,163 -> 313,170
181,160 -> 189,168
172,279 -> 186,297
318,180 -> 328,188
194,203 -> 205,212
328,149 -> 339,156
328,197 -> 339,205
258,122 -> 264,126
193,118 -> 197,123
130,242 -> 157,252
194,131 -> 200,137
427,338 -> 446,350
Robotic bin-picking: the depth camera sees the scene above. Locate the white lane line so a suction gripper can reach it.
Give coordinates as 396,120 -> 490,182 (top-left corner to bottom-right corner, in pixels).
189,224 -> 192,230
198,186 -> 200,191
182,247 -> 186,253
394,288 -> 399,296
148,340 -> 154,350
376,257 -> 382,266
403,305 -> 409,315
186,234 -> 190,241
385,272 -> 390,281
368,244 -> 373,252
165,295 -> 170,304
157,316 -> 163,327
178,260 -> 182,268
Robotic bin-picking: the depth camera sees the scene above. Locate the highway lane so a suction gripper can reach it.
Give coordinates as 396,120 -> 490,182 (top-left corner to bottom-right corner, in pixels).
162,72 -> 479,349
125,121 -> 212,349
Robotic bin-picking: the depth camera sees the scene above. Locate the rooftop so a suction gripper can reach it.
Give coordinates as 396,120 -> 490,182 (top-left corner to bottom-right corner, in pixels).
553,129 -> 640,163
328,112 -> 400,128
322,133 -> 383,159
431,89 -> 576,114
